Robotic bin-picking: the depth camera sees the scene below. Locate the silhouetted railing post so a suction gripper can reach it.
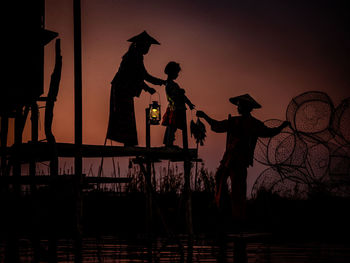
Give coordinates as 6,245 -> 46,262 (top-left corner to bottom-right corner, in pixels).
73,0 -> 83,261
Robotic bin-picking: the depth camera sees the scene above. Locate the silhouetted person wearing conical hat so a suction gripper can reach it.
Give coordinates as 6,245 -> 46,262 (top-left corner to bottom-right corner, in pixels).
197,94 -> 290,226
107,31 -> 165,146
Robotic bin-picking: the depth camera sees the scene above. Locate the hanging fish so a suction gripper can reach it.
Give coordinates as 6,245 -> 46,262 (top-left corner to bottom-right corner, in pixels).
190,117 -> 207,146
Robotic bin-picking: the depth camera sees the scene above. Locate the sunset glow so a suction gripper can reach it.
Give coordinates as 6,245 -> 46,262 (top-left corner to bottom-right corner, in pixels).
12,0 -> 349,192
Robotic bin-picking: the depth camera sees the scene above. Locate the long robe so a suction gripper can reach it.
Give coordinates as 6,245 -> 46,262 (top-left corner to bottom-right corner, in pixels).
211,115 -> 283,220
106,47 -> 163,145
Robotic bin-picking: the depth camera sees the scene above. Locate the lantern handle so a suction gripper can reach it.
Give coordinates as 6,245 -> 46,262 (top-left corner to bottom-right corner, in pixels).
149,91 -> 161,105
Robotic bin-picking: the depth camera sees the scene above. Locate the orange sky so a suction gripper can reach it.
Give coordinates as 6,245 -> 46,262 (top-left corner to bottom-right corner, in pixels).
15,0 -> 349,194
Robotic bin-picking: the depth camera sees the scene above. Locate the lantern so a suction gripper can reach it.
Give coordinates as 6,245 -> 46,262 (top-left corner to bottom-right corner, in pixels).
149,100 -> 161,125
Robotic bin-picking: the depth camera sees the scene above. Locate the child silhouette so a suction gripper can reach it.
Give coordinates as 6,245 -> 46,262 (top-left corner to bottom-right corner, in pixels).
162,62 -> 194,147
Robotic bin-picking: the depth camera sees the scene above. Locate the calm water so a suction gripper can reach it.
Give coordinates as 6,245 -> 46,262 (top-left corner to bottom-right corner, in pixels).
1,234 -> 350,262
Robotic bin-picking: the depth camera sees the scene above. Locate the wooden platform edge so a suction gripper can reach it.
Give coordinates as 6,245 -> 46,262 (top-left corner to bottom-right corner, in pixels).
1,142 -> 198,161
0,175 -> 132,185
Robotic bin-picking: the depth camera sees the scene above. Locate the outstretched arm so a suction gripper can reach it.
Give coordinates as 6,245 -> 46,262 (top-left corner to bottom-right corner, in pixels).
142,83 -> 156,94
196,110 -> 228,133
184,95 -> 195,110
258,120 -> 290,138
144,70 -> 165,86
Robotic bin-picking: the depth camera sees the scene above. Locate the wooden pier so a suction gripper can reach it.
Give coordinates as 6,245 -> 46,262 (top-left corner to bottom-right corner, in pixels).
1,142 -> 197,162
0,174 -> 132,185
0,142 -> 197,185
0,1 -> 198,261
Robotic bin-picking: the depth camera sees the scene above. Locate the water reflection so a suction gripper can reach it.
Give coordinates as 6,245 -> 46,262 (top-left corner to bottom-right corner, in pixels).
1,234 -> 350,262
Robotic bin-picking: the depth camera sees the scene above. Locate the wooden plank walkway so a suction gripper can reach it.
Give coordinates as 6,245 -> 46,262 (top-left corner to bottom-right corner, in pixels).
1,142 -> 198,162
0,175 -> 131,185
0,142 -> 197,185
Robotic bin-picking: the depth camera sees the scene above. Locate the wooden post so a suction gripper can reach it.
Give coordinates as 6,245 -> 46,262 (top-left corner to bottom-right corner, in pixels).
7,107 -> 24,263
30,103 -> 39,143
30,102 -> 39,192
1,116 -> 8,176
74,0 -> 83,176
145,108 -> 153,234
30,104 -> 40,260
146,108 -> 151,148
45,38 -> 62,178
45,35 -> 62,263
182,110 -> 193,241
13,108 -> 24,188
73,0 -> 83,261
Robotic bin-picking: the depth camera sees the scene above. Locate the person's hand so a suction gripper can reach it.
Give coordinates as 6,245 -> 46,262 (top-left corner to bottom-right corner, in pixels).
196,110 -> 206,118
148,87 -> 156,95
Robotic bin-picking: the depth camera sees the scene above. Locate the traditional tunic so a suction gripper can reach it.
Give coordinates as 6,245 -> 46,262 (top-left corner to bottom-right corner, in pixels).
161,80 -> 191,129
211,115 -> 283,220
161,80 -> 192,145
106,47 -> 163,145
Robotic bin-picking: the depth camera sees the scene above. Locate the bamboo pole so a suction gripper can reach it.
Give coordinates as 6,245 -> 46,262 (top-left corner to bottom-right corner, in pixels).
30,103 -> 38,193
145,108 -> 153,234
182,110 -> 193,242
1,116 -> 8,176
146,108 -> 151,148
73,0 -> 83,261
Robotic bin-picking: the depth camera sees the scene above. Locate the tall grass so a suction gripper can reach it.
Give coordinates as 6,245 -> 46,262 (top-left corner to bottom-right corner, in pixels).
93,160 -> 216,194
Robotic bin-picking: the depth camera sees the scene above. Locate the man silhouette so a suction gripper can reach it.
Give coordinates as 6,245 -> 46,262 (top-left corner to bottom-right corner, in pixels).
197,94 -> 289,224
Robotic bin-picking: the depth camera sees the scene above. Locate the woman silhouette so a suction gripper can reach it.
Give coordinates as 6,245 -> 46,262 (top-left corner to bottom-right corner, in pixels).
107,31 -> 165,146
